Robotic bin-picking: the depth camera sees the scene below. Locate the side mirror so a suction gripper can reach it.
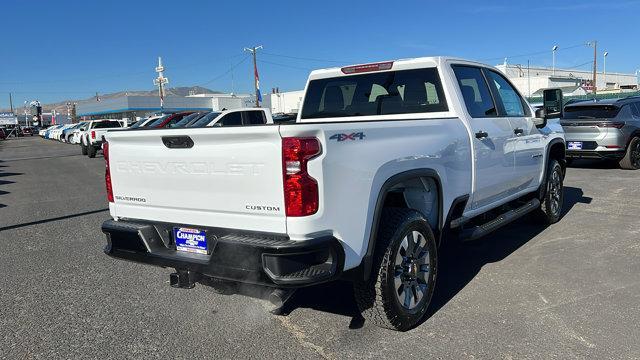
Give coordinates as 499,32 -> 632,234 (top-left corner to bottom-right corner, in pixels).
534,88 -> 564,128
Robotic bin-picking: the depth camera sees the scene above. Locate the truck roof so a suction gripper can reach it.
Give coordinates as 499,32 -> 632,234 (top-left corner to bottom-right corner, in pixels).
307,56 -> 490,80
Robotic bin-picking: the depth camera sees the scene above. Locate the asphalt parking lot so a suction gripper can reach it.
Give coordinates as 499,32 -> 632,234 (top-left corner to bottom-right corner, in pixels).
1,136 -> 639,359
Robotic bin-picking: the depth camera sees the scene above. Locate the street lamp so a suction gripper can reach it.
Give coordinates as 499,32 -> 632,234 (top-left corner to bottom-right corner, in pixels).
552,45 -> 558,75
23,101 -> 28,127
636,70 -> 640,91
603,51 -> 608,90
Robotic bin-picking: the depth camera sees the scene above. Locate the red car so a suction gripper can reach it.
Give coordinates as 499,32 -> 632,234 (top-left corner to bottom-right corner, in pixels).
147,112 -> 193,128
21,127 -> 34,136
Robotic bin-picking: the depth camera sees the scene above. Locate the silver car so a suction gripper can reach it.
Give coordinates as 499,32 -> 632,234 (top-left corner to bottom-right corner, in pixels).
561,97 -> 640,169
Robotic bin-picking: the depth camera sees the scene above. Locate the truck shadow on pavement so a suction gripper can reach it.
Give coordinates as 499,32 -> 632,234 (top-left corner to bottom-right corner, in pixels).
280,186 -> 592,329
568,159 -> 619,169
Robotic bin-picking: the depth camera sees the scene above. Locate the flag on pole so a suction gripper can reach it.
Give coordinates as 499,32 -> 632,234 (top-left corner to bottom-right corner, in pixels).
254,61 -> 262,104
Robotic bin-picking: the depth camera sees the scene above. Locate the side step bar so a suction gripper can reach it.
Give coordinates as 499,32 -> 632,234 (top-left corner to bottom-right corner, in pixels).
460,199 -> 540,241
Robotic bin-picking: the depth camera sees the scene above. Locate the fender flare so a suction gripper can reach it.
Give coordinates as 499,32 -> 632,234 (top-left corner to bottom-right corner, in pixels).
361,169 -> 443,281
538,137 -> 566,197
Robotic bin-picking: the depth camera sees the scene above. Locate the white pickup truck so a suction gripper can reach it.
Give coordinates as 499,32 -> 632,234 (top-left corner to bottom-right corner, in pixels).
101,57 -> 566,331
79,119 -> 124,158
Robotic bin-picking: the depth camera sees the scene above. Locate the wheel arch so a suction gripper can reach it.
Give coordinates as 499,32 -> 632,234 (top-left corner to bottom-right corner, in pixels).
360,169 -> 443,281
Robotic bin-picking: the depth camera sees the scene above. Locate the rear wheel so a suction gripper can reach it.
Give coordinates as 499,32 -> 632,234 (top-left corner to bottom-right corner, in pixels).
536,159 -> 564,224
81,142 -> 88,155
619,137 -> 640,170
354,208 -> 437,331
87,145 -> 96,158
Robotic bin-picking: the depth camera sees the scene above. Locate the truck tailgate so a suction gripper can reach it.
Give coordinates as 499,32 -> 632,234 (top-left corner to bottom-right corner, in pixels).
106,126 -> 286,233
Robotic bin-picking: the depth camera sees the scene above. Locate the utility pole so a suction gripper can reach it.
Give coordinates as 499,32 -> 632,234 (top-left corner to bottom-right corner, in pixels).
153,57 -> 169,111
244,45 -> 263,106
589,41 -> 597,95
8,92 -> 13,113
603,51 -> 608,90
527,60 -> 531,98
552,45 -> 558,76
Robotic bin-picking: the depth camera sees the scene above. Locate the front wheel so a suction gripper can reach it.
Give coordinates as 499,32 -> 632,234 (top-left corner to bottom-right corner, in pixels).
354,208 -> 437,331
619,137 -> 640,170
536,159 -> 564,224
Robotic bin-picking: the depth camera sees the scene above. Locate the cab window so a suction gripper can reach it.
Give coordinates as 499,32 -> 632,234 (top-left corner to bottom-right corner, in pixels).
217,112 -> 242,126
243,111 -> 266,125
485,70 -> 527,117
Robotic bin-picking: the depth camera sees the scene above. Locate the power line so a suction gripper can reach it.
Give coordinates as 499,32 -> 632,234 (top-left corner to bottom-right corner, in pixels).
259,59 -> 313,71
198,55 -> 250,87
479,42 -> 589,62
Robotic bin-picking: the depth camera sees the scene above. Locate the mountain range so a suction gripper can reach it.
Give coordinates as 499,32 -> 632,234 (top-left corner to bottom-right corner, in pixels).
2,86 -> 221,113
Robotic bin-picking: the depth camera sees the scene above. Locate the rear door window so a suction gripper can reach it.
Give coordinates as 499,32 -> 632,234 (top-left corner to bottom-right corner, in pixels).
300,68 -> 448,119
452,65 -> 497,118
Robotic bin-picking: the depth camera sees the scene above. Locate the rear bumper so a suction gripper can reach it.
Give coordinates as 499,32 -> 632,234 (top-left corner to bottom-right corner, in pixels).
101,219 -> 344,288
566,150 -> 625,159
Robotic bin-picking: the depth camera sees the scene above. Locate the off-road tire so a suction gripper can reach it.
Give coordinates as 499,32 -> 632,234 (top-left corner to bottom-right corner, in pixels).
536,159 -> 564,224
354,208 -> 437,331
619,136 -> 640,170
87,145 -> 96,158
81,142 -> 88,155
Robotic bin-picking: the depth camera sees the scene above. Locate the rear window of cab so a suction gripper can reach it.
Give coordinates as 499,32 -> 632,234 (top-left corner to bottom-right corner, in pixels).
300,68 -> 448,119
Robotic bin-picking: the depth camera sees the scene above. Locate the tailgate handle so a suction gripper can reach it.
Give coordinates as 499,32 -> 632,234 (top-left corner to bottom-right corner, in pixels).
162,136 -> 194,149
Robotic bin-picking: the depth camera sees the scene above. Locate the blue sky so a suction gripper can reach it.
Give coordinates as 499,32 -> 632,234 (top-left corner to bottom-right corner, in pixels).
1,0 -> 639,108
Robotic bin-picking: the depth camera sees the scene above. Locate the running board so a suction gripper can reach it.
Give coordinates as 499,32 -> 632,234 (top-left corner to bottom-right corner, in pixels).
460,199 -> 540,242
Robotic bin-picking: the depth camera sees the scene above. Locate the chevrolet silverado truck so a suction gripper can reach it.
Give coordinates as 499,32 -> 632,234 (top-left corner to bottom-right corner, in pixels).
101,57 -> 566,331
79,119 -> 124,158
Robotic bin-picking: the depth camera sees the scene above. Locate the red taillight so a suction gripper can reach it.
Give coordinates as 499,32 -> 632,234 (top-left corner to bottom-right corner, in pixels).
103,141 -> 114,202
341,61 -> 393,74
282,137 -> 321,217
91,130 -> 96,139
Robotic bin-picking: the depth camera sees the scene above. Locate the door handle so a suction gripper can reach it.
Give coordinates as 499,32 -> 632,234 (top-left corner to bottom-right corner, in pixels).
475,130 -> 488,139
513,128 -> 524,136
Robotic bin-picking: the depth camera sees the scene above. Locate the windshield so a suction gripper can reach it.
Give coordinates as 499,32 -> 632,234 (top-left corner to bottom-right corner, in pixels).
564,105 -> 621,119
189,112 -> 221,127
148,115 -> 169,128
171,112 -> 202,128
129,119 -> 147,128
301,68 -> 448,119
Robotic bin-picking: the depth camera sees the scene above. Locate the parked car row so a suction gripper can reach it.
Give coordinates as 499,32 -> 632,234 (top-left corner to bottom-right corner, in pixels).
0,126 -> 37,139
39,108 -> 275,158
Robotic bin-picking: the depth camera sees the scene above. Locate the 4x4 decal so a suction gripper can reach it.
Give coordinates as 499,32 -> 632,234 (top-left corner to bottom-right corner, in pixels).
329,132 -> 366,142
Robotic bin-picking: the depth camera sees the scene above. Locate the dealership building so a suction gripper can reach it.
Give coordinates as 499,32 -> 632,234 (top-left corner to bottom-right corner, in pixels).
496,63 -> 639,98
76,93 -> 260,121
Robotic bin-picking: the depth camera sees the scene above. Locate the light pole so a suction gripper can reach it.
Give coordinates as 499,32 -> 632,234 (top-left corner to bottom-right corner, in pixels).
603,51 -> 608,90
552,45 -> 558,76
23,101 -> 28,127
636,70 -> 640,91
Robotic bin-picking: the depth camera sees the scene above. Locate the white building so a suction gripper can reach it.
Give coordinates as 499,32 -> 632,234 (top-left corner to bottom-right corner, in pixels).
495,63 -> 638,97
188,92 -> 273,110
187,93 -> 252,111
270,90 -> 304,114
